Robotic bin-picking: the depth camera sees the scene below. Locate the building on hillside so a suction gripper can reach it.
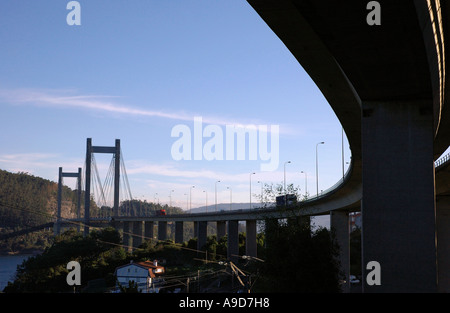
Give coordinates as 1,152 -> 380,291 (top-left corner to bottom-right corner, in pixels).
113,260 -> 165,293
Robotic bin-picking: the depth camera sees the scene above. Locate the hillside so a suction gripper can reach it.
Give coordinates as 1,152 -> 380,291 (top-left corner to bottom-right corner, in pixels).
0,169 -> 80,228
0,169 -> 80,254
0,169 -> 186,254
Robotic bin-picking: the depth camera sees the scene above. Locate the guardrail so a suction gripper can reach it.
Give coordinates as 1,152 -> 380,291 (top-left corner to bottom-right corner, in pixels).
68,159 -> 356,224
435,152 -> 450,169
307,159 -> 353,202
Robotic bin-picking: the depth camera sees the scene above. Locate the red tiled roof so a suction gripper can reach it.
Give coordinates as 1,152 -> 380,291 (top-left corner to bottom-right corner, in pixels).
115,260 -> 165,279
135,261 -> 165,278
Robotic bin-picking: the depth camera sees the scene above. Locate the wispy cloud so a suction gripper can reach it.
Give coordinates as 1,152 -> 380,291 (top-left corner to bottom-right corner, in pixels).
126,161 -> 244,182
125,160 -> 296,186
0,88 -> 304,137
0,152 -> 83,179
0,88 -> 275,127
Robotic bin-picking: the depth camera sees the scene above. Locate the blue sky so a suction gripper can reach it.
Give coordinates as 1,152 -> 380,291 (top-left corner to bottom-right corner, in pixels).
0,0 -> 351,211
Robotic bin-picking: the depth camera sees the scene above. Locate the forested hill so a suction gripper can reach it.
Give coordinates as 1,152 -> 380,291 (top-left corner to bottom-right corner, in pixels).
0,169 -> 79,230
0,169 -> 185,255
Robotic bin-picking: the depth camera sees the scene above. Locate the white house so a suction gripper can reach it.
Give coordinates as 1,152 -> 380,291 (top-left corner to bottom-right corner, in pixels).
114,260 -> 165,293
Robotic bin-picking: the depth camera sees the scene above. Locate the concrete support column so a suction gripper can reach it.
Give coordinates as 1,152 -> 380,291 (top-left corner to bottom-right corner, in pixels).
175,221 -> 184,244
197,221 -> 208,251
361,101 -> 437,292
158,221 -> 167,241
227,220 -> 239,262
122,221 -> 132,252
144,221 -> 154,242
133,221 -> 144,248
330,211 -> 350,293
264,218 -> 279,246
193,221 -> 198,238
217,221 -> 226,240
246,220 -> 257,258
437,196 -> 450,292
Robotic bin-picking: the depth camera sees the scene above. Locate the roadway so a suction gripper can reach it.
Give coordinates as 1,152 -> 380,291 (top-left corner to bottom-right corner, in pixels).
59,0 -> 450,292
245,0 -> 450,293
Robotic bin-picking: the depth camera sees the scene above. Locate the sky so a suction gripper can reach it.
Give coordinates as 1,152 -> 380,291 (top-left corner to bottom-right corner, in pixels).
0,0 -> 352,212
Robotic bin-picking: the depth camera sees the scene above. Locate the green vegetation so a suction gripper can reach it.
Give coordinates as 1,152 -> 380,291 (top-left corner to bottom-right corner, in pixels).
0,169 -> 186,255
3,227 -> 126,293
250,182 -> 343,292
0,170 -> 64,228
3,219 -> 342,293
1,171 -> 347,293
255,217 -> 342,292
3,227 -> 237,293
0,169 -> 75,255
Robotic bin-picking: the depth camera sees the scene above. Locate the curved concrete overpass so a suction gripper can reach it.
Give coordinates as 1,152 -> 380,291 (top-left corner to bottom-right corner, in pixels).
245,0 -> 450,292
114,0 -> 449,237
69,1 -> 449,293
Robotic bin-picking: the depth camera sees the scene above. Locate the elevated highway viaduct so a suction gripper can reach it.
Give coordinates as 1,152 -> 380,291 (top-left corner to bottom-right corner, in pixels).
245,0 -> 450,292
63,0 -> 449,293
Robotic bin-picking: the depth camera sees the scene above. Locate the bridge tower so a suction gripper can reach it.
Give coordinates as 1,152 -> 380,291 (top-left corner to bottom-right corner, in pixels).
84,138 -> 120,236
56,167 -> 82,235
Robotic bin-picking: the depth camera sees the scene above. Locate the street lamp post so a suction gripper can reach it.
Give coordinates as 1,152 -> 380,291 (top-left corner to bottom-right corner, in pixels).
257,181 -> 263,206
250,172 -> 256,209
189,186 -> 195,213
184,193 -> 188,211
203,190 -> 208,213
284,161 -> 291,195
215,180 -> 220,212
227,187 -> 232,211
301,171 -> 307,199
169,189 -> 174,207
316,142 -> 325,197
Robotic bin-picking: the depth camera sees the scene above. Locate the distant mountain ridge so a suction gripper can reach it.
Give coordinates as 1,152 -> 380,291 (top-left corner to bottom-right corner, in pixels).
189,202 -> 272,213
191,201 -> 330,229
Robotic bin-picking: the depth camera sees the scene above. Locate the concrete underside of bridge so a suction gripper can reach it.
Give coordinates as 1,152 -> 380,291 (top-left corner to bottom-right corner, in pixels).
362,100 -> 436,292
247,0 -> 450,292
68,0 -> 450,293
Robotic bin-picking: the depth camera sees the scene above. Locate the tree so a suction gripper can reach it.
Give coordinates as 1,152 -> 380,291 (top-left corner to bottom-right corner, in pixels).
117,280 -> 140,293
251,181 -> 342,292
3,227 -> 126,293
256,216 -> 342,292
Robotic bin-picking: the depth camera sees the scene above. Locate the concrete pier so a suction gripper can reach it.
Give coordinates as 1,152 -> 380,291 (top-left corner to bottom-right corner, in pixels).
246,220 -> 257,257
175,221 -> 184,244
361,101 -> 437,292
227,220 -> 239,262
158,221 -> 167,241
330,211 -> 350,293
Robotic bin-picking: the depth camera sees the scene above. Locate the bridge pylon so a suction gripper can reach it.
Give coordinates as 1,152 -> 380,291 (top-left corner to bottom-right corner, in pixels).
84,138 -> 120,236
56,167 -> 82,235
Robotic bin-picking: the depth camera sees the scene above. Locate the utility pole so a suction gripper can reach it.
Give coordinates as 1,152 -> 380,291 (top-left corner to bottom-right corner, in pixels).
198,270 -> 200,292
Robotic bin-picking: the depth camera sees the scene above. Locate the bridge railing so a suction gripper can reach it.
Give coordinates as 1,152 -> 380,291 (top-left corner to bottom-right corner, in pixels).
435,152 -> 450,169
306,158 -> 353,203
